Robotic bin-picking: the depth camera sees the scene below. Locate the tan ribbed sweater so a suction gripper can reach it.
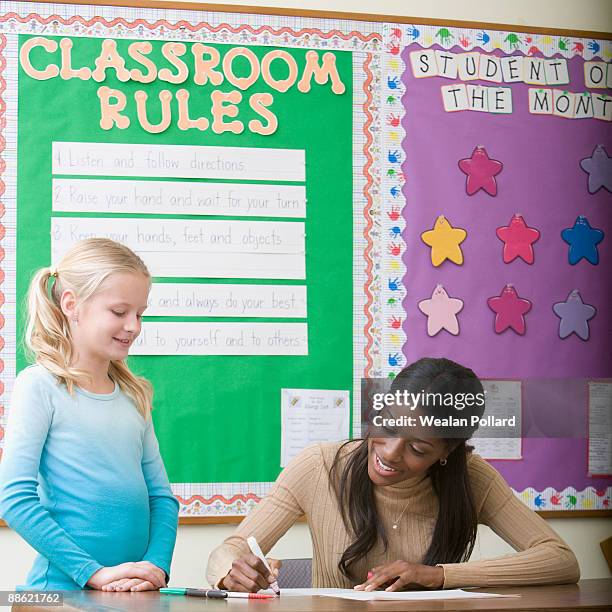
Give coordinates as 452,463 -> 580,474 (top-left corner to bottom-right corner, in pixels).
206,442 -> 580,589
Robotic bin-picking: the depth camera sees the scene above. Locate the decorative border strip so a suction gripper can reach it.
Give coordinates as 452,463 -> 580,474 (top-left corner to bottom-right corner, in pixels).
0,2 -> 381,51
516,486 -> 611,511
351,51 -> 372,438
392,23 -> 611,61
362,51 -> 384,381
0,11 -> 379,43
362,53 -> 376,379
380,24 -> 407,379
172,481 -> 273,517
0,34 -> 6,461
176,491 -> 263,517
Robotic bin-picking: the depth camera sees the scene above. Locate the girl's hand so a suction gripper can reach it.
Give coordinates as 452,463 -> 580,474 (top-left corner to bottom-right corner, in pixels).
102,578 -> 158,592
353,561 -> 444,592
219,555 -> 281,592
87,562 -> 166,590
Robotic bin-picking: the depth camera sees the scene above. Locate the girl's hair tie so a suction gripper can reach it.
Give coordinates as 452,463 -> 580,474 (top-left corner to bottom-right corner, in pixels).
49,266 -> 58,278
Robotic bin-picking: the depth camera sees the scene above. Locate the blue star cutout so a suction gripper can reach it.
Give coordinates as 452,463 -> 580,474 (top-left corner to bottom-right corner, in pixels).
580,144 -> 612,194
561,216 -> 604,265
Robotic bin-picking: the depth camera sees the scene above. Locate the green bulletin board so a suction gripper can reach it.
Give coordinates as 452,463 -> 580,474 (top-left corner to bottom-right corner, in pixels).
17,35 -> 353,486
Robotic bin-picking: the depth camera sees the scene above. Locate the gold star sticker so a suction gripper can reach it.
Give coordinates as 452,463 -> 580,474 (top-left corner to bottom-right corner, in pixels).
420,215 -> 467,266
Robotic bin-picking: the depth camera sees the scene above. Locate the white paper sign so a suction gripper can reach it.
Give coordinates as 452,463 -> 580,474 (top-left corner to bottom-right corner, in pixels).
52,179 -> 306,218
544,58 -> 569,85
500,56 -> 524,83
434,50 -> 457,79
281,388 -> 350,467
487,87 -> 513,114
409,50 -> 438,77
471,380 -> 522,460
51,217 -> 306,279
467,85 -> 489,112
131,322 -> 308,355
528,88 -> 553,115
52,142 -> 306,181
479,55 -> 502,83
574,92 -> 594,119
592,93 -> 612,122
147,283 -> 307,318
441,84 -> 468,111
588,382 -> 612,476
584,61 -> 608,88
553,90 -> 575,118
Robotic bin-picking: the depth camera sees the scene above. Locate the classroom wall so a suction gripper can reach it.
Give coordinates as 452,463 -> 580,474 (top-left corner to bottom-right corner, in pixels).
1,0 -> 610,591
167,0 -> 612,31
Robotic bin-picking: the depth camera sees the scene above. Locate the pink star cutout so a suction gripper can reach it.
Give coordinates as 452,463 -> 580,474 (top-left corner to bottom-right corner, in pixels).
458,146 -> 503,196
487,285 -> 532,335
496,214 -> 541,264
418,285 -> 464,336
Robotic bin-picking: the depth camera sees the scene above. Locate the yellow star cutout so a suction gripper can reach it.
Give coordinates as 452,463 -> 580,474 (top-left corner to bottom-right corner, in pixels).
420,215 -> 467,266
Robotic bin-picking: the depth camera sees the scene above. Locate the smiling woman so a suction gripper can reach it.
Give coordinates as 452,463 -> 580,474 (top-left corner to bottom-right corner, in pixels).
206,357 -> 580,593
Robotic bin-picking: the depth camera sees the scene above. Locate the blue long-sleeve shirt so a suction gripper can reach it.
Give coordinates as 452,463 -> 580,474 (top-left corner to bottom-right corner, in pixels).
0,365 -> 179,590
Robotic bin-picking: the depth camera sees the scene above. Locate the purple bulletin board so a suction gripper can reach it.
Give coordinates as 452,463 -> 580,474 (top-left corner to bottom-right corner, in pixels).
383,24 -> 611,512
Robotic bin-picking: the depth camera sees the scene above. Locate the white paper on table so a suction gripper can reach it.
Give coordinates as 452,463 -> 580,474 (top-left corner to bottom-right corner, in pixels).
280,389 -> 350,467
471,380 -> 522,460
319,589 -> 518,600
271,588 -> 517,600
588,382 -> 612,476
52,179 -> 306,218
130,322 -> 308,356
147,283 -> 307,318
51,217 -> 305,280
52,142 -> 305,181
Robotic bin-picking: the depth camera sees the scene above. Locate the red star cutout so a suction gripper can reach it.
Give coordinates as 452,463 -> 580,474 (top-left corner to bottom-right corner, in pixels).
487,285 -> 532,335
496,214 -> 541,264
458,146 -> 503,196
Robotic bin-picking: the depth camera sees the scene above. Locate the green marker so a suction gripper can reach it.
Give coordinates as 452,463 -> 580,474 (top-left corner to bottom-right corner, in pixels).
161,588 -> 275,600
160,588 -> 227,598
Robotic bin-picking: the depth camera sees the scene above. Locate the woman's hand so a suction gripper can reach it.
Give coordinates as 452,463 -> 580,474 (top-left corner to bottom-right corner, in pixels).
219,554 -> 281,592
87,562 -> 166,590
354,561 -> 444,592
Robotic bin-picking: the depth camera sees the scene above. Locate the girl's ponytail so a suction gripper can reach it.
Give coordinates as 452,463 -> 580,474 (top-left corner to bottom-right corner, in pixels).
23,239 -> 153,418
26,266 -> 92,396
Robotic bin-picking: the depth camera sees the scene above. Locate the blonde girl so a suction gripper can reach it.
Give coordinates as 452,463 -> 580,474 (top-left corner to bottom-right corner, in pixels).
0,238 -> 179,591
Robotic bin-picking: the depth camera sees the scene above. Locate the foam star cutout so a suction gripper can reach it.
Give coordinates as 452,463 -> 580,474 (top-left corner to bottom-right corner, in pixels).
561,216 -> 604,265
487,285 -> 532,335
553,290 -> 596,341
458,146 -> 503,196
579,144 -> 612,194
420,215 -> 467,267
418,284 -> 464,336
496,214 -> 540,264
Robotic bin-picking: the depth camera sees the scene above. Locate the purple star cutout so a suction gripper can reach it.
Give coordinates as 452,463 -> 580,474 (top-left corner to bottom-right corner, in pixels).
579,144 -> 612,194
553,290 -> 596,341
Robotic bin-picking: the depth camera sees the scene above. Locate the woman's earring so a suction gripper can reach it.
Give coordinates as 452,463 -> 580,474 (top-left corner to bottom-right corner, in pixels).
439,458 -> 447,466
72,317 -> 78,327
